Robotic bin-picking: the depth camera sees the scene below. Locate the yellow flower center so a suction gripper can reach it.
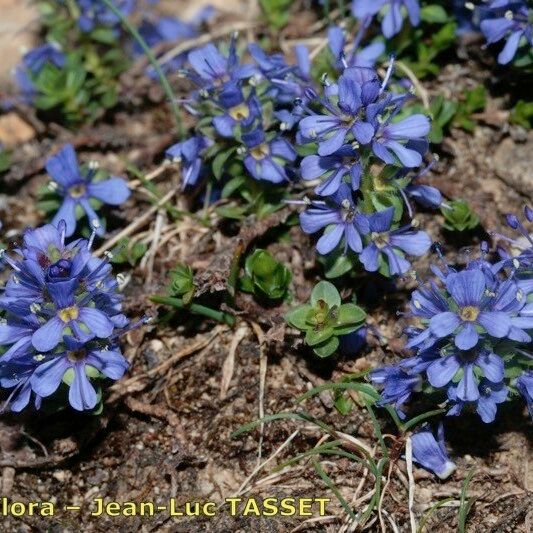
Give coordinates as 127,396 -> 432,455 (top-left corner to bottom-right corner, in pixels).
250,143 -> 270,160
69,183 -> 86,198
460,306 -> 479,322
228,103 -> 250,121
59,306 -> 79,323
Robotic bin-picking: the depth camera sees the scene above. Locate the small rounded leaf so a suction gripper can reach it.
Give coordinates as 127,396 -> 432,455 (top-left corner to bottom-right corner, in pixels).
313,336 -> 339,357
311,281 -> 341,308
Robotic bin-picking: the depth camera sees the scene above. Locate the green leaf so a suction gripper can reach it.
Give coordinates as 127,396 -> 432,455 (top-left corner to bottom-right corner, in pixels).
212,147 -> 236,180
441,199 -> 480,231
0,150 -> 11,173
285,305 -> 313,330
311,281 -> 341,308
324,254 -> 353,279
335,303 -> 366,328
420,5 -> 449,23
221,175 -> 247,198
334,393 -> 353,415
305,326 -> 334,346
259,0 -> 292,29
215,205 -> 248,220
313,336 -> 339,357
90,27 -> 117,44
510,99 -> 533,129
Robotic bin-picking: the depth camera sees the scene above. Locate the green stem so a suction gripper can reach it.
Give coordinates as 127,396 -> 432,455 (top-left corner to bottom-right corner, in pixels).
359,168 -> 374,214
402,408 -> 447,433
98,0 -> 184,138
150,295 -> 235,326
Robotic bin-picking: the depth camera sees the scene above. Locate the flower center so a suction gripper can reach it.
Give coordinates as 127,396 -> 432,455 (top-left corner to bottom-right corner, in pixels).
59,306 -> 79,323
67,349 -> 86,362
371,232 -> 389,248
69,183 -> 86,199
228,103 -> 250,121
460,306 -> 479,322
250,143 -> 270,160
340,198 -> 355,222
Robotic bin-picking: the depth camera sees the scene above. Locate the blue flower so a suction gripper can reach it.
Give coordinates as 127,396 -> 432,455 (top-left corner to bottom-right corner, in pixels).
428,269 -> 512,350
338,327 -> 367,355
371,344 -> 440,416
11,44 -> 65,105
241,127 -> 296,183
359,207 -> 431,275
136,6 -> 214,77
410,424 -> 456,479
299,67 -> 382,155
186,38 -> 258,91
328,25 -> 384,71
212,82 -> 260,137
46,144 -> 130,237
516,371 -> 533,419
371,365 -> 421,418
31,278 -> 115,353
352,0 -> 421,39
76,0 -> 136,32
301,144 -> 362,196
447,378 -> 508,422
478,0 -> 533,64
372,114 -> 430,168
30,337 -> 128,412
165,136 -> 211,189
0,358 -> 42,412
299,184 -> 369,254
426,348 -> 504,402
248,43 -> 313,107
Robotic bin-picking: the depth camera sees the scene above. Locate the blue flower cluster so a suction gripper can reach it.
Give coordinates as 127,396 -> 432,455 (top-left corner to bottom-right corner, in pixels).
296,58 -> 437,275
166,36 -> 312,186
371,207 -> 533,425
0,222 -> 135,412
167,28 -> 438,276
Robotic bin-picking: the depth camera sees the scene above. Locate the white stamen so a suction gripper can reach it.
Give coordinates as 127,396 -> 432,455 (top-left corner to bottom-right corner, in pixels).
33,354 -> 45,362
30,303 -> 41,313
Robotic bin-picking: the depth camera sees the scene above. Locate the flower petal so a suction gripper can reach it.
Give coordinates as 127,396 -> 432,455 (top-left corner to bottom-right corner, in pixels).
429,312 -> 460,337
69,363 -> 98,411
427,356 -> 460,388
455,322 -> 479,350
